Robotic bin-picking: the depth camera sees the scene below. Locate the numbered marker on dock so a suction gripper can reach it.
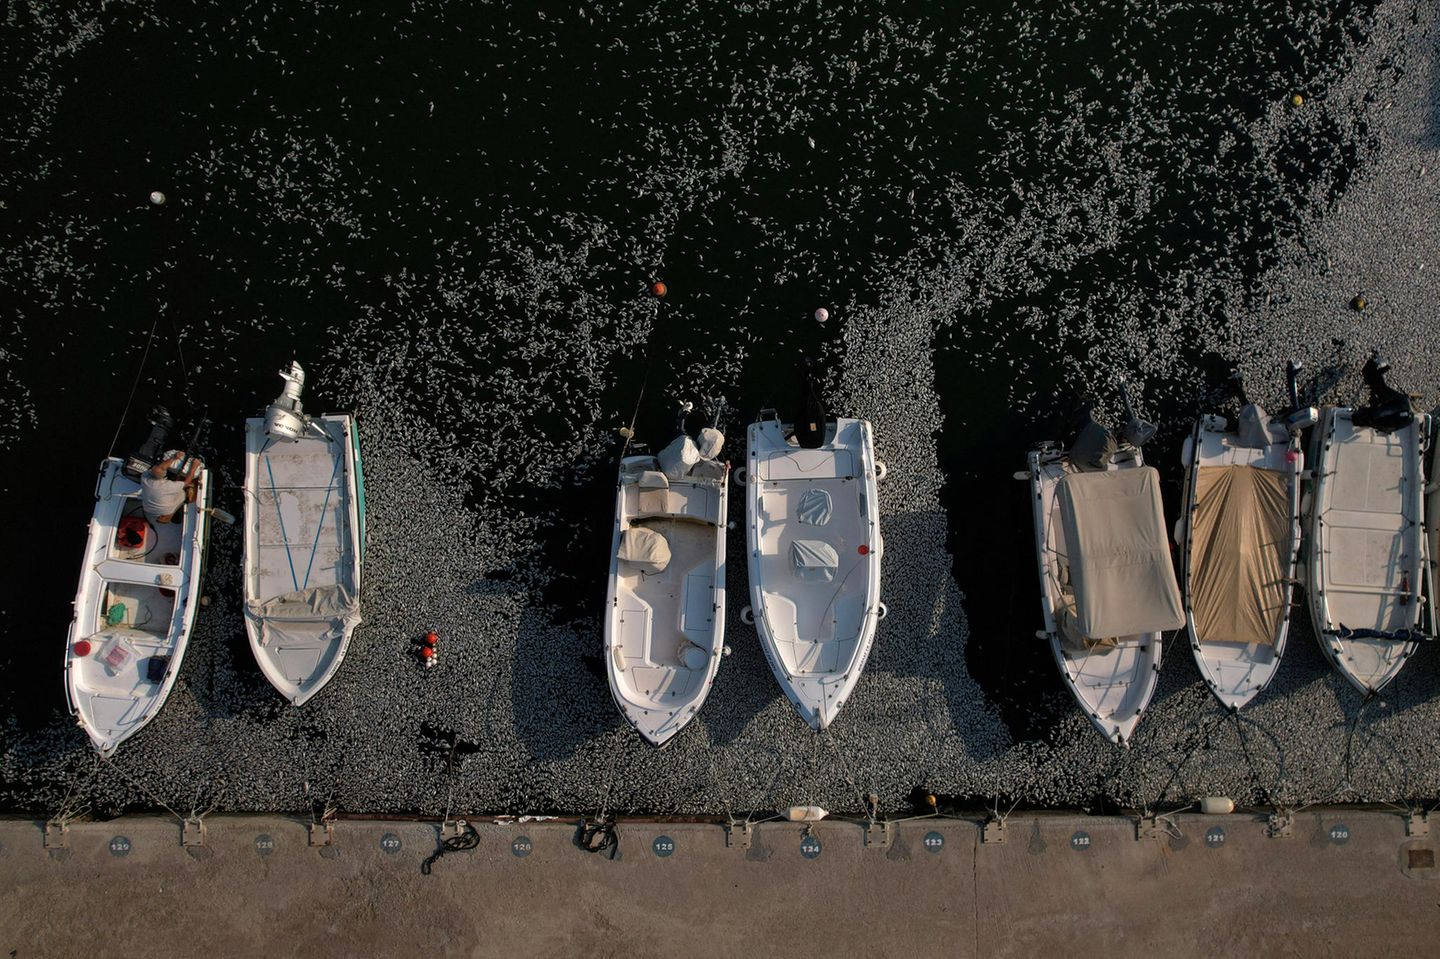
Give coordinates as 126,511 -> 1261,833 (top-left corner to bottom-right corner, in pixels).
1071,831 -> 1091,851
381,833 -> 402,854
1205,827 -> 1226,848
108,836 -> 131,858
652,835 -> 675,858
800,835 -> 822,860
1330,824 -> 1350,846
513,836 -> 533,858
923,831 -> 944,854
255,834 -> 275,857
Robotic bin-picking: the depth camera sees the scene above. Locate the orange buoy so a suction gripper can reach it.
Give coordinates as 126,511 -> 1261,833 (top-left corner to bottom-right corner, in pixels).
651,280 -> 668,298
424,630 -> 438,647
421,645 -> 435,659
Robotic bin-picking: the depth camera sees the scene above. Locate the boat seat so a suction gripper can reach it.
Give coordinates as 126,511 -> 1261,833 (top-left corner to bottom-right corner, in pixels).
761,594 -> 799,644
627,483 -> 720,525
757,449 -> 857,481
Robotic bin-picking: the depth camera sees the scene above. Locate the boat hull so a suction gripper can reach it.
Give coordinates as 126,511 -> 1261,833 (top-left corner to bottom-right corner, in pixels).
605,453 -> 728,745
65,458 -> 211,756
745,416 -> 883,731
1178,414 -> 1302,711
1026,445 -> 1161,746
1306,408 -> 1428,695
243,414 -> 363,706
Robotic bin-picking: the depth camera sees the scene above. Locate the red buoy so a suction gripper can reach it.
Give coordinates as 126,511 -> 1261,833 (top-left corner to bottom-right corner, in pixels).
421,645 -> 435,660
424,631 -> 438,647
73,640 -> 92,657
651,280 -> 668,298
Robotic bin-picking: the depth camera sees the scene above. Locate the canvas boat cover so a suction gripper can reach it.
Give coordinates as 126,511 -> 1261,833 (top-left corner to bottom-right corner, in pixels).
1236,404 -> 1272,450
1190,465 -> 1289,646
791,539 -> 838,582
797,488 -> 833,526
696,427 -> 724,460
619,526 -> 670,574
246,584 -> 361,649
658,435 -> 700,479
1059,467 -> 1184,638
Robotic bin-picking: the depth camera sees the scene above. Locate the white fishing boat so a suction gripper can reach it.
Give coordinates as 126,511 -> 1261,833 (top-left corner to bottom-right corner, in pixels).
741,375 -> 885,730
65,418 -> 212,756
1177,365 -> 1315,711
1306,353 -> 1430,695
605,413 -> 729,745
244,362 -> 364,706
1022,389 -> 1183,746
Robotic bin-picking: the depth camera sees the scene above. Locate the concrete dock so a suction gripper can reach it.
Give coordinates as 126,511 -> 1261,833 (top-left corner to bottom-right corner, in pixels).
5,809 -> 1438,957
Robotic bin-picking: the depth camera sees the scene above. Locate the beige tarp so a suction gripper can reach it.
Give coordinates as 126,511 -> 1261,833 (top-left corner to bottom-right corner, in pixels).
1189,465 -> 1289,646
245,584 -> 361,649
1059,466 -> 1185,639
619,526 -> 670,574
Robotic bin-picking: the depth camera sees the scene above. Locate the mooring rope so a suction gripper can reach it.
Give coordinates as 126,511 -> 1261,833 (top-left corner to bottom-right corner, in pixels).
421,820 -> 479,875
98,752 -> 186,823
106,316 -> 161,459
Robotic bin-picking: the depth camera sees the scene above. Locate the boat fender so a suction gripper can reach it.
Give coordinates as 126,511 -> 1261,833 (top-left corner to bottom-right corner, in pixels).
740,606 -> 755,626
876,603 -> 888,621
1199,796 -> 1235,815
784,805 -> 828,822
875,461 -> 888,481
733,467 -> 748,486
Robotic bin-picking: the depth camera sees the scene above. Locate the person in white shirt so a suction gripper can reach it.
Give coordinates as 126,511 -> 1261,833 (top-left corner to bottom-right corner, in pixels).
140,451 -> 202,524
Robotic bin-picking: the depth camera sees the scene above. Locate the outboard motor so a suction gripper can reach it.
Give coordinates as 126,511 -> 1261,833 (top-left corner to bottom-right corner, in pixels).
1279,359 -> 1318,432
1117,379 -> 1157,449
263,361 -> 328,442
793,359 -> 829,450
1351,351 -> 1414,433
121,405 -> 176,480
1068,400 -> 1116,472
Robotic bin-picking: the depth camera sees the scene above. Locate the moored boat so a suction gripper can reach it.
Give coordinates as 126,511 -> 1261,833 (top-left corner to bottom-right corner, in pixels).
65,410 -> 212,756
742,367 -> 885,730
244,362 -> 364,706
1306,353 -> 1430,695
605,405 -> 729,745
1178,363 -> 1315,710
1022,384 -> 1183,746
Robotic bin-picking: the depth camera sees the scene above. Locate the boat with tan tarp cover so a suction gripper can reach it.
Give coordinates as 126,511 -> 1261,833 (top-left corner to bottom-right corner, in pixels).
1022,384 -> 1183,746
1306,353 -> 1430,696
1178,364 -> 1315,711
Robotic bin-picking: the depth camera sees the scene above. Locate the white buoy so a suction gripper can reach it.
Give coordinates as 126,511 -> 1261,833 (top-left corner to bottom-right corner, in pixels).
814,307 -> 829,322
149,191 -> 167,206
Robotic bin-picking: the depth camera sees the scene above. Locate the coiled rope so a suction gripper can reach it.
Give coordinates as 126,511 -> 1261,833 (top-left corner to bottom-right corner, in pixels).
421,820 -> 479,875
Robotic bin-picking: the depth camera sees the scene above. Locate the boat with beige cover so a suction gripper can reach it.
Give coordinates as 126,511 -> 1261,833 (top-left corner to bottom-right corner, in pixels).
1306,353 -> 1430,696
1178,366 -> 1315,711
1023,387 -> 1184,746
